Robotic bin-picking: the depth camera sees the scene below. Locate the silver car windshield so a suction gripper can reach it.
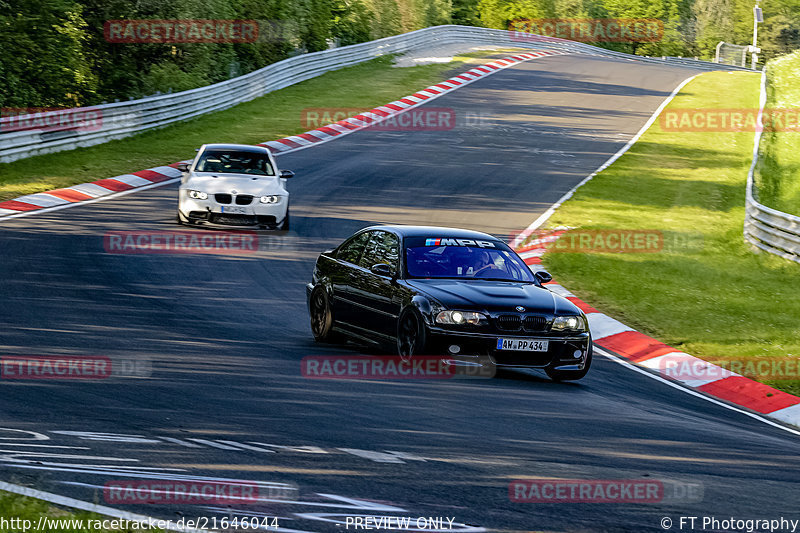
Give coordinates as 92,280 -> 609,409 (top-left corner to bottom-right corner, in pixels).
196,150 -> 274,176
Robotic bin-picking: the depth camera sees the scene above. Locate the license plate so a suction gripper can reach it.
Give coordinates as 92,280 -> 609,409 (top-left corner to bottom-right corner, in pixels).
221,206 -> 247,214
496,338 -> 549,351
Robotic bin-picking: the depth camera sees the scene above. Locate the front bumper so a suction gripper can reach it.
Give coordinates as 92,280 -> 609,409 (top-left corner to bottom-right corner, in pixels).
179,194 -> 287,226
426,326 -> 590,369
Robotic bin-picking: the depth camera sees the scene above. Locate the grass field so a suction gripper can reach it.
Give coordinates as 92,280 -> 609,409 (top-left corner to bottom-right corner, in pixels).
0,51 -> 514,202
755,50 -> 800,214
537,71 -> 800,396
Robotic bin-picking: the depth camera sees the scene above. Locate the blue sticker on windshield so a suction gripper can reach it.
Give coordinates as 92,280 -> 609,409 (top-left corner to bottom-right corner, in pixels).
425,238 -> 496,248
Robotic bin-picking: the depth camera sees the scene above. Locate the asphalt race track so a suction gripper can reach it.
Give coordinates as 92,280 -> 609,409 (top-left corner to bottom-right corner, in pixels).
1,54 -> 799,532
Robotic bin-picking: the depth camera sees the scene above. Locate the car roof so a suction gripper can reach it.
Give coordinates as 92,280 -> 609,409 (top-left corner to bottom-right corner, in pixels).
362,225 -> 504,242
201,143 -> 269,153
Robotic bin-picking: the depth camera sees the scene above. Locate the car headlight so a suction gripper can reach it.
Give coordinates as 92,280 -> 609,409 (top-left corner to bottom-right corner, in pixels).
435,310 -> 486,326
260,195 -> 280,204
188,190 -> 208,200
551,315 -> 587,331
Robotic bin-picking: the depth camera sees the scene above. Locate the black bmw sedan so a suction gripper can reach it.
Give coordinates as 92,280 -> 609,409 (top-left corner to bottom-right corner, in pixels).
306,225 -> 592,381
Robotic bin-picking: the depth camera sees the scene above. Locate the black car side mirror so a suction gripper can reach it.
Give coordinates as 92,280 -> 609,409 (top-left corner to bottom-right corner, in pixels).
370,263 -> 393,277
535,270 -> 553,284
177,163 -> 190,172
280,169 -> 295,179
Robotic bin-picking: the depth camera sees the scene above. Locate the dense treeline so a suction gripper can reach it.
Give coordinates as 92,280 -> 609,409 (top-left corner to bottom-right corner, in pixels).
1,0 -> 798,108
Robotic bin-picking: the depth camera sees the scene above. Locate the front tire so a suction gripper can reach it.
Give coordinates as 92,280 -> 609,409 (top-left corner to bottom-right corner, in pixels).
309,287 -> 341,343
278,206 -> 290,231
545,343 -> 593,382
396,309 -> 427,358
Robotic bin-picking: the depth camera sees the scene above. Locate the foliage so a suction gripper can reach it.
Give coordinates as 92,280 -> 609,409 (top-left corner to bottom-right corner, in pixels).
1,0 -> 799,108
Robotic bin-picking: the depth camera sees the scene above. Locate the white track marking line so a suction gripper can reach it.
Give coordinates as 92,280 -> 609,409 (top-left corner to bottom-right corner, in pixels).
595,346 -> 800,437
511,72 -> 701,247
0,480 -> 207,532
185,438 -> 241,450
0,52 -> 567,224
215,440 -> 277,453
159,436 -> 204,448
0,178 -> 180,224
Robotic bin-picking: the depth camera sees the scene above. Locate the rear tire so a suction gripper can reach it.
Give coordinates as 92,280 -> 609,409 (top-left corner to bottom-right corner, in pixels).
309,287 -> 341,343
545,343 -> 593,382
396,309 -> 427,359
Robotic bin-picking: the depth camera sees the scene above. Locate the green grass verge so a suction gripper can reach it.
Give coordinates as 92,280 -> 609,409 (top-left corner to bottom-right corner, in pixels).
0,490 -> 155,532
755,50 -> 800,214
0,51 -> 514,202
537,71 -> 800,396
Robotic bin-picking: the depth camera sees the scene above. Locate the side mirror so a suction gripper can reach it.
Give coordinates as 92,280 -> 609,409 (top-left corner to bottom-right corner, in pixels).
280,169 -> 295,179
370,263 -> 393,277
534,270 -> 553,284
177,163 -> 190,172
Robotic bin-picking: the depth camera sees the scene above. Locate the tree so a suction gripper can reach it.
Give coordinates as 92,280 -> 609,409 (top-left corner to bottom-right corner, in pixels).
0,0 -> 97,107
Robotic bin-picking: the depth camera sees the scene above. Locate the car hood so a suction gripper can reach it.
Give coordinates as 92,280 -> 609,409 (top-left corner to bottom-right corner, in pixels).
405,279 -> 581,315
182,173 -> 285,195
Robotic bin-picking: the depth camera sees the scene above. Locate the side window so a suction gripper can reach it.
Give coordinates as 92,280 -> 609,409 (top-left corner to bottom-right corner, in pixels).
359,231 -> 384,269
376,233 -> 399,271
336,232 -> 369,265
360,232 -> 399,271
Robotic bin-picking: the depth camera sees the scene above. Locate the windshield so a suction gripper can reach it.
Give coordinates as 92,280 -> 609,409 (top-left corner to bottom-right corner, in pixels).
405,237 -> 535,282
195,149 -> 274,176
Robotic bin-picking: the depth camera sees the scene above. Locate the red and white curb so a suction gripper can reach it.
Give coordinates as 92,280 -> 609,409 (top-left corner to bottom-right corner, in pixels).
0,50 -> 565,223
256,50 -> 565,154
0,164 -> 186,221
509,69 -> 800,431
515,235 -> 800,430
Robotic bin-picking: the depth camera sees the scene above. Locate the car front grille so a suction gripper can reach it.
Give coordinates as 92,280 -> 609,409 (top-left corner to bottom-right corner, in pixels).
496,315 -> 522,331
215,193 -> 232,204
209,213 -> 258,226
523,315 -> 548,332
495,314 -> 549,333
235,195 -> 253,205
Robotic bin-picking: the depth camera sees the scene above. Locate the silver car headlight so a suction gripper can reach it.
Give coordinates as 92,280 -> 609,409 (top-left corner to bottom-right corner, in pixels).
260,195 -> 280,204
435,310 -> 486,326
551,315 -> 587,331
188,190 -> 208,200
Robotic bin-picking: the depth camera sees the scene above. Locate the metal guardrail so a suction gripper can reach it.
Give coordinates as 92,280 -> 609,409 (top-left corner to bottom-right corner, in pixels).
0,25 -> 746,164
744,70 -> 800,264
